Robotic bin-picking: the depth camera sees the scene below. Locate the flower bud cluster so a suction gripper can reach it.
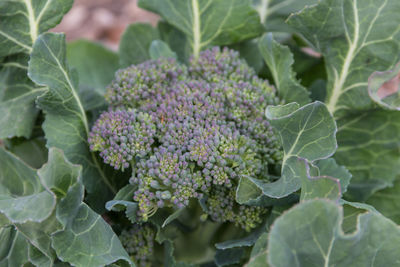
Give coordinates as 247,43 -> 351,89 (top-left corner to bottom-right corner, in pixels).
90,47 -> 283,230
119,223 -> 155,267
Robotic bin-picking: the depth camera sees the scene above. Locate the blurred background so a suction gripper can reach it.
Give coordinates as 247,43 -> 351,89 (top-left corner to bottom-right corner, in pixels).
53,0 -> 159,50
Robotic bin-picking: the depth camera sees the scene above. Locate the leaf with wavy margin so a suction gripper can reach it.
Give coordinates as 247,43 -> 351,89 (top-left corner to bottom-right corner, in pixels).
28,33 -> 116,212
368,62 -> 400,110
267,199 -> 400,267
335,109 -> 400,200
287,0 -> 400,118
139,0 -> 263,59
237,101 -> 337,201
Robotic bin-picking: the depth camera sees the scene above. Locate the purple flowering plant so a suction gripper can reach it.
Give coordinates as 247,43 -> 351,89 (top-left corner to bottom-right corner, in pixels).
1,0 -> 400,266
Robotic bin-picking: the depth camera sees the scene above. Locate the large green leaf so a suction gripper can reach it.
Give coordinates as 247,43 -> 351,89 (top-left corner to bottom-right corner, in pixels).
149,40 -> 177,60
28,33 -> 116,212
66,40 -> 119,110
335,109 -> 400,200
252,0 -> 318,33
368,62 -> 400,110
0,54 -> 46,138
238,102 -> 337,200
0,148 -> 54,223
0,0 -> 73,138
366,178 -> 400,224
259,33 -> 310,105
139,0 -> 264,59
287,0 -> 400,118
0,0 -> 73,57
0,148 -> 133,267
0,227 -> 29,266
267,199 -> 400,267
119,23 -> 159,67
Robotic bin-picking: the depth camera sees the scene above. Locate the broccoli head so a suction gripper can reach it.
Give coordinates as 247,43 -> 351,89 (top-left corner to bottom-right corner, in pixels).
89,47 -> 283,230
120,223 -> 155,267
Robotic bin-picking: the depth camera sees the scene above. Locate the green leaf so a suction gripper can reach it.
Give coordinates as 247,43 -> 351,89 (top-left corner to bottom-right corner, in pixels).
139,0 -> 264,59
252,0 -> 318,33
149,40 -> 177,60
0,54 -> 46,138
214,247 -> 245,267
158,21 -> 191,63
315,158 -> 352,194
119,23 -> 160,67
0,148 -> 133,267
298,159 -> 342,202
0,0 -> 73,138
241,102 -> 337,199
106,184 -> 139,223
66,40 -> 119,110
0,0 -> 73,57
162,208 -> 185,228
0,227 -> 29,266
287,0 -> 400,118
368,61 -> 400,110
0,147 -> 54,223
367,178 -> 400,224
268,199 -> 400,267
259,33 -> 310,105
28,33 -> 116,212
244,232 -> 269,267
335,109 -> 400,200
5,137 -> 48,169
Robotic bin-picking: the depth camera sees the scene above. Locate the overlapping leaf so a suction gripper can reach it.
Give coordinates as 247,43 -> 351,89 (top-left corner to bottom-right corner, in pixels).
119,23 -> 160,67
139,0 -> 264,58
0,0 -> 73,138
267,199 -> 400,267
28,33 -> 116,212
0,147 -> 133,267
288,0 -> 400,118
66,40 -> 119,111
335,109 -> 400,200
237,101 -> 337,202
368,62 -> 400,110
252,0 -> 318,33
259,33 -> 310,105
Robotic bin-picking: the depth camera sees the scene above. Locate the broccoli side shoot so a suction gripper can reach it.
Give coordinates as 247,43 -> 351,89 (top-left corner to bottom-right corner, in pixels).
89,47 -> 283,230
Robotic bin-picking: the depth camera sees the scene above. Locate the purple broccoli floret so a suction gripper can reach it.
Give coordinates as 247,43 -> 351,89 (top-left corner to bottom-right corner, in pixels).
89,47 -> 283,230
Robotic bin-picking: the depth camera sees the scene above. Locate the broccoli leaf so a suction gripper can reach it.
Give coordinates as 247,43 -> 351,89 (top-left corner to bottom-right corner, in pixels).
0,147 -> 54,223
259,33 -> 310,105
287,0 -> 400,118
238,102 -> 337,200
368,62 -> 400,110
267,199 -> 400,267
335,109 -> 400,200
252,0 -> 318,33
0,148 -> 133,267
66,40 -> 119,111
139,0 -> 264,59
119,23 -> 160,67
0,54 -> 46,138
149,40 -> 177,60
28,33 -> 117,212
366,178 -> 400,224
0,0 -> 73,138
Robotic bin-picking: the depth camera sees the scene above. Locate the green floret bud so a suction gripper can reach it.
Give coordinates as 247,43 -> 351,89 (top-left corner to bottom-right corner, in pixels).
88,109 -> 156,170
90,46 -> 284,227
119,223 -> 155,267
206,186 -> 266,231
106,57 -> 188,108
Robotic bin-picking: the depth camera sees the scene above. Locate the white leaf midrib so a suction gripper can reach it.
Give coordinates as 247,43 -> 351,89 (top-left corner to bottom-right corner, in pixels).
326,0 -> 359,115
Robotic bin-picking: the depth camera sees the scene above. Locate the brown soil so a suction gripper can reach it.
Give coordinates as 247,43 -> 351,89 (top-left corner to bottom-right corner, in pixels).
53,0 -> 160,50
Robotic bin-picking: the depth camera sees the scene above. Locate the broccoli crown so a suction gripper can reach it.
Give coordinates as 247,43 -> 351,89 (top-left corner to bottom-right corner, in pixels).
89,47 -> 282,229
120,223 -> 155,267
